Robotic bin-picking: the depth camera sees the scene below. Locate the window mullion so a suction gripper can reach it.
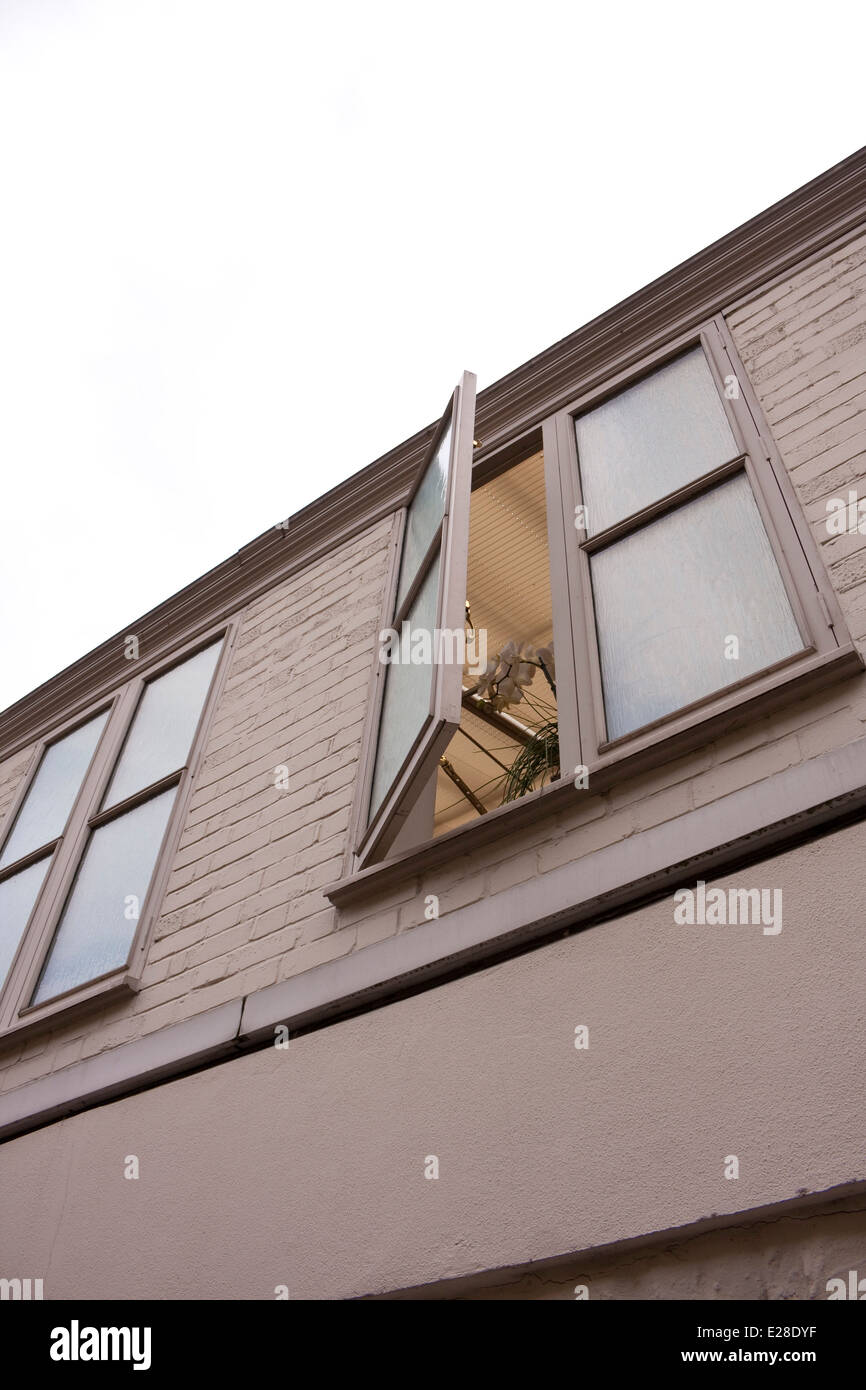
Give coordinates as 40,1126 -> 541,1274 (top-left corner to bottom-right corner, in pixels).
0,837 -> 60,884
391,522 -> 445,630
541,413 -> 583,779
579,455 -> 748,556
88,767 -> 183,830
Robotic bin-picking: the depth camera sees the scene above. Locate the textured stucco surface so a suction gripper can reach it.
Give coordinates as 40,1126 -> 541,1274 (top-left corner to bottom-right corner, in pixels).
0,819 -> 863,1299
442,1193 -> 866,1300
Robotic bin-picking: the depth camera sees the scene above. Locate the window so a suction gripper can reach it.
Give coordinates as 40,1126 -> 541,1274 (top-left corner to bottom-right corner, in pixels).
556,319 -> 843,761
434,447 -> 558,837
349,318 -> 853,875
357,372 -> 477,864
589,471 -> 802,739
0,713 -> 108,986
0,634 -> 227,1031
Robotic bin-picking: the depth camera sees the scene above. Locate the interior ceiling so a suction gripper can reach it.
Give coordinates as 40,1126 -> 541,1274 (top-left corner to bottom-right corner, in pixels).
435,450 -> 556,837
465,450 -> 553,658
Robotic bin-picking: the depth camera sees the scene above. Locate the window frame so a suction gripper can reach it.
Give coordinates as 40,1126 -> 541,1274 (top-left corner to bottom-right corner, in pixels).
0,620 -> 236,1037
547,314 -> 848,771
334,316 -> 858,897
354,371 -> 477,867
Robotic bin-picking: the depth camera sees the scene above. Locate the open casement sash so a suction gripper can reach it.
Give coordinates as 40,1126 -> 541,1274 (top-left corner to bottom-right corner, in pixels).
358,371 -> 477,864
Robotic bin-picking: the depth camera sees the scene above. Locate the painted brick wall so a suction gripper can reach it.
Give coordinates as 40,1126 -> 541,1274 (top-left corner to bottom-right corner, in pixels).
0,517 -> 393,1090
1,228 -> 865,1097
728,229 -> 866,645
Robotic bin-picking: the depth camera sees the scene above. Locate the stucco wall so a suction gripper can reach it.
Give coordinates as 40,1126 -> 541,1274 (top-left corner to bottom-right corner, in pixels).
1,229 -> 865,1105
0,820 -> 863,1299
446,1193 -> 866,1300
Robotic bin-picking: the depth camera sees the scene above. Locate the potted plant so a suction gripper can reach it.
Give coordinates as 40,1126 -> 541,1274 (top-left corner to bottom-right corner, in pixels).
469,639 -> 559,802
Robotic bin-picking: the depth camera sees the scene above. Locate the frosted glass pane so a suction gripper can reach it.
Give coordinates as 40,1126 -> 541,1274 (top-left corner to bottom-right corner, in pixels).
575,348 -> 739,535
103,641 -> 221,809
32,787 -> 176,1004
591,473 -> 804,741
396,421 -> 451,607
370,558 -> 440,818
0,856 -> 51,987
0,712 -> 108,869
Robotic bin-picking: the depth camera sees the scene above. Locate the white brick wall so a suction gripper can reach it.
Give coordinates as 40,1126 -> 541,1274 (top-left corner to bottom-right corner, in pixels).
729,231 -> 866,641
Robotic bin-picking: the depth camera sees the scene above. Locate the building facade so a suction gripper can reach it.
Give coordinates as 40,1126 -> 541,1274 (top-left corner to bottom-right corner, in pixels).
1,150 -> 865,1300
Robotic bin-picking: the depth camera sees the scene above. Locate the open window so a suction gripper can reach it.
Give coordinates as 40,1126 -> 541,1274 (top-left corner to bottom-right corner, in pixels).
356,430 -> 561,856
343,318 -> 857,886
355,372 -> 477,864
434,446 -> 559,836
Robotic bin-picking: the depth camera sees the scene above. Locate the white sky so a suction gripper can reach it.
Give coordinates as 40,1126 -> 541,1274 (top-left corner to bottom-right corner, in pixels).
0,0 -> 863,713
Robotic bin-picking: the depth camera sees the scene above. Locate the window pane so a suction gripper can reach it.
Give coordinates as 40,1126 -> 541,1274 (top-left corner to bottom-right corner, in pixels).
590,472 -> 805,741
32,787 -> 176,1004
575,347 -> 739,535
396,420 -> 451,608
0,712 -> 108,870
370,557 -> 440,818
0,856 -> 51,987
103,641 -> 221,810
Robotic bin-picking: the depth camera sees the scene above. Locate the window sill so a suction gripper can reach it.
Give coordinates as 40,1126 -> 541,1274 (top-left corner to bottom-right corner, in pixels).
326,641 -> 863,909
0,970 -> 137,1048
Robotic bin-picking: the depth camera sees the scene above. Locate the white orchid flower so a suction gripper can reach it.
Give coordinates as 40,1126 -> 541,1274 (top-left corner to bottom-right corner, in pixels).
536,643 -> 555,681
497,675 -> 523,705
516,660 -> 535,686
471,636 -> 554,710
472,658 -> 500,699
488,639 -> 535,708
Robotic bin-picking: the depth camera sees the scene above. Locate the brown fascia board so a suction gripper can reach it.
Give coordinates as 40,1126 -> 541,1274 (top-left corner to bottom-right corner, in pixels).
2,146 -> 866,762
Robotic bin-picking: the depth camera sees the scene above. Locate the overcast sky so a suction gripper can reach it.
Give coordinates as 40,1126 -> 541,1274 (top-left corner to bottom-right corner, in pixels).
0,0 -> 862,713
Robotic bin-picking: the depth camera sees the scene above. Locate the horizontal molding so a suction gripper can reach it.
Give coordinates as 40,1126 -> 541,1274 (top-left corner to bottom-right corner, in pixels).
2,148 -> 866,760
0,1002 -> 243,1139
2,732 -> 866,1142
473,153 -> 866,455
